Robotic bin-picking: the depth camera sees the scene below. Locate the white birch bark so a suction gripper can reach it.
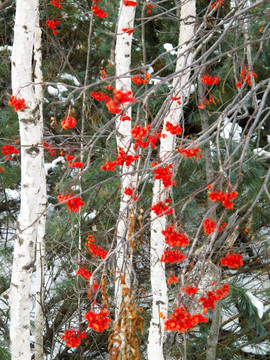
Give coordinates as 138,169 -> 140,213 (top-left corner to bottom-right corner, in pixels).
9,0 -> 45,359
114,0 -> 136,315
147,0 -> 196,358
34,8 -> 46,360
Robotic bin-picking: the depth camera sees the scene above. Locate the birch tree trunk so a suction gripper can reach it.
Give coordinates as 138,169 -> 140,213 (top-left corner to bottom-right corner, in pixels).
9,0 -> 45,359
147,0 -> 196,358
34,8 -> 46,360
114,0 -> 136,317
110,1 -> 137,357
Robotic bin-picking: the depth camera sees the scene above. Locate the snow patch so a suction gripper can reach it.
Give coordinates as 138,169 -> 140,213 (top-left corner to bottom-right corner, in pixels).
221,118 -> 242,141
47,84 -> 68,101
52,156 -> 65,168
246,291 -> 264,318
190,84 -> 196,94
221,304 -> 240,331
45,156 -> 65,175
0,45 -> 12,51
241,341 -> 270,355
147,66 -> 154,74
5,188 -> 20,201
60,73 -> 80,86
238,273 -> 270,292
163,43 -> 177,55
149,77 -> 162,86
47,86 -> 59,97
83,210 -> 97,220
253,148 -> 270,158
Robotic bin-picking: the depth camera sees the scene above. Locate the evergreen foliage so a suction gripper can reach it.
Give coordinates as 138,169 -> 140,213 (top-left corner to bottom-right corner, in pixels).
0,0 -> 269,358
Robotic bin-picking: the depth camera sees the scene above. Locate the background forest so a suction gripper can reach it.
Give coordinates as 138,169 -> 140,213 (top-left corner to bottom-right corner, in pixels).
0,0 -> 270,359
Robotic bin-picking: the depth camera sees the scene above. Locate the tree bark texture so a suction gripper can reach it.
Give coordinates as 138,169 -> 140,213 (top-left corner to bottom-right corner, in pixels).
34,7 -> 46,360
9,0 -> 45,359
114,0 -> 136,315
147,0 -> 196,358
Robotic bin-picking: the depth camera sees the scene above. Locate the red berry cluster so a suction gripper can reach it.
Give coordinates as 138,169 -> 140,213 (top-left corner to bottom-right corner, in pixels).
68,161 -> 84,169
114,89 -> 135,103
61,329 -> 87,348
198,93 -> 219,109
50,0 -> 63,8
66,155 -> 74,161
181,285 -> 198,296
220,253 -> 243,268
46,20 -> 60,34
131,125 -> 151,142
160,250 -> 185,263
208,191 -> 238,210
210,0 -> 223,11
167,275 -> 178,284
146,4 -> 154,13
117,89 -> 135,103
123,0 -> 137,6
198,284 -> 230,311
8,95 -> 26,111
201,75 -> 221,85
105,89 -> 135,114
124,187 -> 135,196
85,235 -> 108,259
131,125 -> 161,150
92,5 -> 107,17
47,0 -> 64,32
172,96 -> 181,105
58,194 -> 85,212
164,306 -> 208,332
119,114 -> 131,121
84,310 -> 111,332
90,92 -> 109,101
122,27 -> 134,35
124,187 -> 138,201
1,145 -> 19,160
177,147 -> 202,161
131,74 -> 150,84
101,147 -> 139,171
152,163 -> 177,188
61,116 -> 76,130
203,218 -> 226,235
77,268 -> 99,289
161,225 -> 189,248
77,268 -> 92,280
43,141 -> 56,156
151,198 -> 173,216
105,99 -> 121,114
236,67 -> 257,88
165,121 -> 182,135
148,132 -> 163,147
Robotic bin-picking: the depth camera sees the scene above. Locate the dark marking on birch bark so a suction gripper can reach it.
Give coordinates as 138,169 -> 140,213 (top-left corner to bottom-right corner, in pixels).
25,146 -> 40,156
22,260 -> 35,270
